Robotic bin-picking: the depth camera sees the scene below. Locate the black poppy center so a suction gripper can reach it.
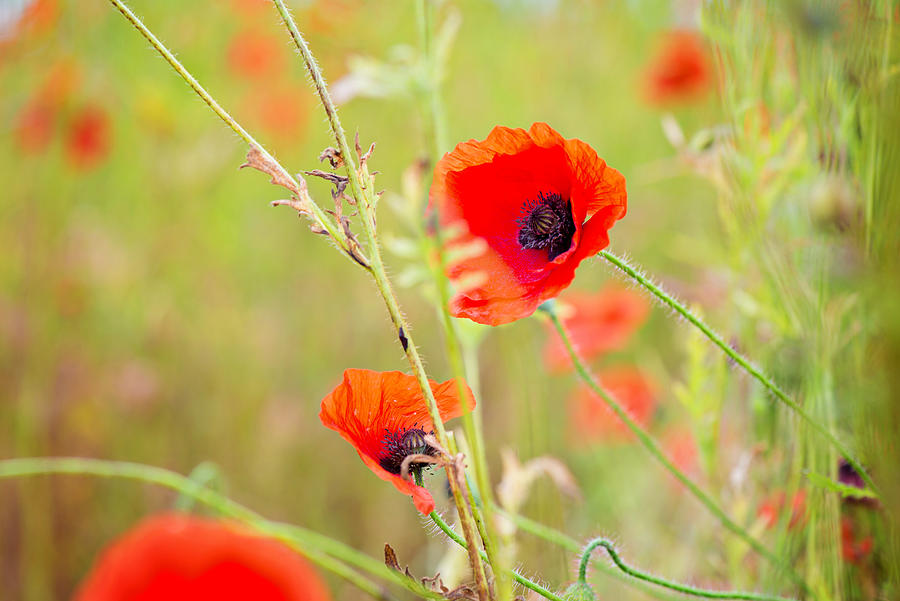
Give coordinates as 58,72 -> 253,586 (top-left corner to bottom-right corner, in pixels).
379,426 -> 437,476
517,192 -> 577,261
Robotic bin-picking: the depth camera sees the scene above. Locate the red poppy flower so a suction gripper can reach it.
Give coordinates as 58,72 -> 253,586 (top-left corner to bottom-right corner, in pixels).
13,58 -> 80,154
227,29 -> 285,80
429,123 -> 627,326
756,489 -> 807,530
74,513 -> 332,601
319,369 -> 475,514
544,287 -> 649,371
569,367 -> 656,442
65,104 -> 111,170
644,30 -> 712,105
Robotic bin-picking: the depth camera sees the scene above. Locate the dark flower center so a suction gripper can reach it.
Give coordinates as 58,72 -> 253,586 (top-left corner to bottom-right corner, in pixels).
379,426 -> 437,476
517,192 -> 576,261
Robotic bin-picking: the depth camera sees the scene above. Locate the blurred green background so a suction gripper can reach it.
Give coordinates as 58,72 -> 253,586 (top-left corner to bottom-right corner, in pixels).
2,1 -> 898,600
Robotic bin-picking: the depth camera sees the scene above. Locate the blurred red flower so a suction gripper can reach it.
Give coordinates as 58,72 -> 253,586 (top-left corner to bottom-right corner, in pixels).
320,369 -> 474,514
569,367 -> 656,441
244,86 -> 308,142
841,517 -> 873,565
65,104 -> 112,170
73,513 -> 333,601
13,58 -> 80,154
430,123 -> 627,326
544,287 -> 649,371
644,30 -> 712,105
230,0 -> 269,18
227,29 -> 285,80
756,489 -> 807,530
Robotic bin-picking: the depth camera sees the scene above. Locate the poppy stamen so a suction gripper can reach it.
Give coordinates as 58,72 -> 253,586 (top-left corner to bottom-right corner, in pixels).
517,192 -> 577,261
379,427 -> 437,475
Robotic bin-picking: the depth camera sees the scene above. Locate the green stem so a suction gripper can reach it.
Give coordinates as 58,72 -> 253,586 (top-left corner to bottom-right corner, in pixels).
492,507 -> 686,601
413,1 -> 504,595
269,0 -> 450,450
104,0 -> 360,266
426,508 -> 562,601
0,457 -> 436,600
597,250 -> 876,493
542,304 -> 812,596
578,538 -> 795,601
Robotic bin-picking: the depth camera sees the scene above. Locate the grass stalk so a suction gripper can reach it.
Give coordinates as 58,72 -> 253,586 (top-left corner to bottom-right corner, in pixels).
0,457 -> 437,600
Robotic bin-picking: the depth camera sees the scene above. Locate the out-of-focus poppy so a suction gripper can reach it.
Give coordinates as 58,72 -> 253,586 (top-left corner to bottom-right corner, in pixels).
244,85 -> 308,142
319,368 -> 474,514
429,123 -> 627,326
73,513 -> 333,601
544,287 -> 649,371
13,58 -> 80,154
569,367 -> 656,442
65,104 -> 111,170
227,29 -> 285,80
841,517 -> 873,566
230,0 -> 269,18
756,489 -> 807,530
644,30 -> 712,105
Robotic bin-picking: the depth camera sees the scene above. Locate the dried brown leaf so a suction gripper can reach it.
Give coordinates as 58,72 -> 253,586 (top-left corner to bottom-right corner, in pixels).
384,543 -> 402,572
319,147 -> 344,169
240,146 -> 305,198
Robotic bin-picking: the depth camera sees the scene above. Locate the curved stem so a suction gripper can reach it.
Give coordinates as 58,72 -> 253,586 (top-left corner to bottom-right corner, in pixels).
426,508 -> 562,601
597,250 -> 876,493
579,538 -> 795,601
0,457 -> 437,601
542,304 -> 812,596
104,0 -> 360,265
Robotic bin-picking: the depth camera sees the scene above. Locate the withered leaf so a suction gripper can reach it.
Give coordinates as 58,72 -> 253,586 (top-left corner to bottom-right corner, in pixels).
304,169 -> 350,199
240,146 -> 306,198
384,543 -> 402,572
319,147 -> 344,169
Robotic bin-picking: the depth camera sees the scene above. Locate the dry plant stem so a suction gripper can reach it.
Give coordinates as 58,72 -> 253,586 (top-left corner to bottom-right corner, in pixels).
598,250 -> 876,493
441,437 -> 493,601
578,538 -> 795,601
544,307 -> 813,596
0,458 -> 435,601
104,0 -> 361,266
419,492 -> 563,601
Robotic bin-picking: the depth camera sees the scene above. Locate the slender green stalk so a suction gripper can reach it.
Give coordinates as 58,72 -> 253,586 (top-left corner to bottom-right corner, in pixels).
578,538 -> 795,601
0,457 -> 437,600
597,249 -> 876,493
268,0 -> 450,450
104,0 -> 361,265
413,2 -> 505,596
426,508 -> 563,601
542,305 -> 812,595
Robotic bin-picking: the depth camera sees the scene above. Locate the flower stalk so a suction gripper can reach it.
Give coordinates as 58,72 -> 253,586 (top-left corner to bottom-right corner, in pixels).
541,302 -> 812,595
597,249 -> 876,494
578,537 -> 795,601
104,0 -> 365,268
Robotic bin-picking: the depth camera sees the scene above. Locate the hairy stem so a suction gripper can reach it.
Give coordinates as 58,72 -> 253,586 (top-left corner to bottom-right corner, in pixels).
0,458 -> 436,600
542,304 -> 812,596
598,249 -> 875,493
578,538 -> 795,601
105,0 -> 361,265
426,507 -> 562,601
269,0 -> 451,453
